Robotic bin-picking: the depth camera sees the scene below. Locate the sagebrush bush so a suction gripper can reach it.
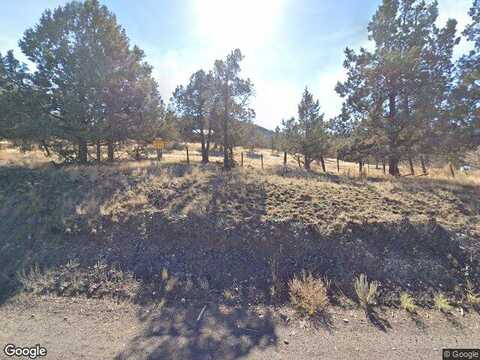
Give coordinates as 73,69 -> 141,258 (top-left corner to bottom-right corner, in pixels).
400,293 -> 417,313
465,282 -> 480,307
18,261 -> 139,300
289,271 -> 330,317
354,274 -> 379,309
434,293 -> 453,313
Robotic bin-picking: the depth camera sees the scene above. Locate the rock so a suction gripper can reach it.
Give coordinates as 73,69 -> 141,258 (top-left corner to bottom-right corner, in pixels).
283,340 -> 289,345
343,318 -> 349,323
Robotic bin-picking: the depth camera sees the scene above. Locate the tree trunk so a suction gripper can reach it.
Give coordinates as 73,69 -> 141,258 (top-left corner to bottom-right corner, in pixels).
304,156 -> 311,171
78,139 -> 88,164
449,163 -> 455,178
388,157 -> 400,176
107,140 -> 114,162
96,141 -> 101,162
408,157 -> 415,175
420,156 -> 427,175
382,160 -> 386,175
284,151 -> 287,166
320,156 -> 326,172
359,161 -> 363,176
375,160 -> 379,170
41,140 -> 51,157
336,157 -> 340,173
204,127 -> 212,163
223,85 -> 230,170
230,147 -> 234,166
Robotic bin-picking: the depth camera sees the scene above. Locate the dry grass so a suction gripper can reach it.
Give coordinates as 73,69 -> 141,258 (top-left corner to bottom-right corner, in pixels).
434,293 -> 453,313
354,274 -> 379,309
465,282 -> 480,307
1,143 -> 480,307
289,272 -> 330,317
400,293 -> 417,313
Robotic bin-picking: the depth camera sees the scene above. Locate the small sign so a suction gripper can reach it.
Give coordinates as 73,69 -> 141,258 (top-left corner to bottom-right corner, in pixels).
153,138 -> 167,150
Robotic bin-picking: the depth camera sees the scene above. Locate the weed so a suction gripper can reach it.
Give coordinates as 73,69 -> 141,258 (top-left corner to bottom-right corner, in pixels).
465,281 -> 480,307
354,274 -> 379,309
434,293 -> 453,313
400,293 -> 417,313
289,271 -> 330,317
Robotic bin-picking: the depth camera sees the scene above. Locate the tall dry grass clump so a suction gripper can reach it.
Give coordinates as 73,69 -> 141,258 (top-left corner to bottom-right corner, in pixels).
289,271 -> 330,317
354,274 -> 379,309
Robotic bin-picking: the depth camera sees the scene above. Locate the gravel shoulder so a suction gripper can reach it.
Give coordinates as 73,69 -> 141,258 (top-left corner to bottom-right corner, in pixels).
1,296 -> 479,360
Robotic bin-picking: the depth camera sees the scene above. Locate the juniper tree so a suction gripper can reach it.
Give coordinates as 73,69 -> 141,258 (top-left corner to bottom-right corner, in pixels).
212,49 -> 254,170
449,0 -> 480,163
336,0 -> 458,175
19,0 -> 163,163
173,70 -> 215,163
281,88 -> 329,171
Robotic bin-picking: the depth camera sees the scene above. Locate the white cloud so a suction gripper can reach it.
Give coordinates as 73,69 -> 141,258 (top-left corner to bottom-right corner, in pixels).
252,78 -> 300,129
314,66 -> 348,120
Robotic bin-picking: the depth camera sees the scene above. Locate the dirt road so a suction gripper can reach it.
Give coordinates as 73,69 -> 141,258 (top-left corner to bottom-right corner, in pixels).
1,296 -> 478,360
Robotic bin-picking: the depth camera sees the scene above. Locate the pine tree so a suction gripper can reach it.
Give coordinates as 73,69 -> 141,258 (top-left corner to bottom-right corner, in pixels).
281,87 -> 329,171
173,70 -> 215,163
19,0 -> 163,163
336,0 -> 458,175
212,49 -> 254,170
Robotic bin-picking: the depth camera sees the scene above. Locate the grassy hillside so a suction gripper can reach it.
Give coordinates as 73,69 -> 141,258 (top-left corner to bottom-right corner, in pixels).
1,156 -> 479,310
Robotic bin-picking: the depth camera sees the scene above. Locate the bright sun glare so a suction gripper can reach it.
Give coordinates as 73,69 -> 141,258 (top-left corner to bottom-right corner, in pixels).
193,0 -> 285,53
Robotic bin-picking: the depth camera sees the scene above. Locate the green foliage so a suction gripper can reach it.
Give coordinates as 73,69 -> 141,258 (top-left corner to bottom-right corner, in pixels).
15,0 -> 164,163
173,70 -> 216,162
281,87 -> 329,170
335,0 -> 459,175
212,49 -> 254,169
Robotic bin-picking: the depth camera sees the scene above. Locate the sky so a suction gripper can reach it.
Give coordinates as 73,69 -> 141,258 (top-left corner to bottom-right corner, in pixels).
0,0 -> 475,130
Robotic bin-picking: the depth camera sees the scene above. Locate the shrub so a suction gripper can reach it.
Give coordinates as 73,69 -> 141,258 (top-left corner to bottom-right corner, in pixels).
434,293 -> 453,313
400,293 -> 417,313
18,261 -> 140,300
354,274 -> 379,309
289,271 -> 330,317
465,282 -> 480,307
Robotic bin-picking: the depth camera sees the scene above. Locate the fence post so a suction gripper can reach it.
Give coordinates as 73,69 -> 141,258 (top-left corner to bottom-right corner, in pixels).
261,154 -> 264,170
186,146 -> 190,164
241,152 -> 244,167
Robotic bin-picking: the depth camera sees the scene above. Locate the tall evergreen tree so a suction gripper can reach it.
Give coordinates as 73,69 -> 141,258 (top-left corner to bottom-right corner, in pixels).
281,87 -> 329,171
173,70 -> 215,163
19,0 -> 163,163
450,0 -> 480,158
336,0 -> 458,175
212,49 -> 254,170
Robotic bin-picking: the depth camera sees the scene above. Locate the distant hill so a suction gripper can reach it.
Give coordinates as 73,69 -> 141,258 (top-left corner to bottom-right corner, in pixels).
253,124 -> 274,139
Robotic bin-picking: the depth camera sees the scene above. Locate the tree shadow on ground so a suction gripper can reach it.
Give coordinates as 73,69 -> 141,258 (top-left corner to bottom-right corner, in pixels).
365,307 -> 391,332
115,302 -> 277,360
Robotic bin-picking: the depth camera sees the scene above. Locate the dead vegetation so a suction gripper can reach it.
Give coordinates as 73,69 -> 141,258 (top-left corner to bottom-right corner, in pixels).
0,154 -> 479,319
288,271 -> 330,317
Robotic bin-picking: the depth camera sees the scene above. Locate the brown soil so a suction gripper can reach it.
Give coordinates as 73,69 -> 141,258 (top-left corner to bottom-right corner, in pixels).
1,296 -> 479,360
